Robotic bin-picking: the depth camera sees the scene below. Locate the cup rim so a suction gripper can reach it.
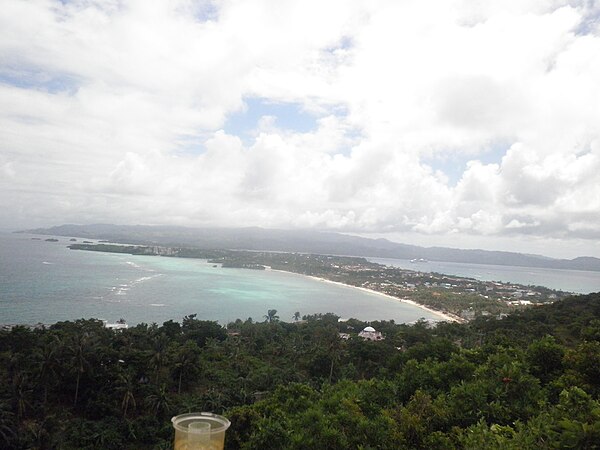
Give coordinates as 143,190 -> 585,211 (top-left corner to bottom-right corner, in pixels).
171,412 -> 231,433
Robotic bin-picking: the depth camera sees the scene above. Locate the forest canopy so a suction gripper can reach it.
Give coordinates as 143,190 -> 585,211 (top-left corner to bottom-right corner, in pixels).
1,293 -> 600,449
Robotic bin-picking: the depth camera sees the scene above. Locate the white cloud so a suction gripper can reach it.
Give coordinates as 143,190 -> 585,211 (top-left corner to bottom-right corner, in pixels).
506,219 -> 540,229
1,0 -> 600,257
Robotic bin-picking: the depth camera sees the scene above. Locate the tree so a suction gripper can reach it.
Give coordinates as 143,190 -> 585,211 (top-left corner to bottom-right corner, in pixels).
116,370 -> 137,418
68,331 -> 95,406
182,315 -> 227,347
12,371 -> 32,420
264,309 -> 280,323
326,330 -> 345,382
160,320 -> 181,339
526,336 -> 565,383
149,333 -> 169,384
293,312 -> 301,322
33,334 -> 61,407
566,341 -> 600,393
146,385 -> 171,418
172,340 -> 201,394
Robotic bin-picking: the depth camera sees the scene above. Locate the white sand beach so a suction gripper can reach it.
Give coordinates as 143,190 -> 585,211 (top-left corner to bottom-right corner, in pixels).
307,276 -> 462,323
265,267 -> 462,323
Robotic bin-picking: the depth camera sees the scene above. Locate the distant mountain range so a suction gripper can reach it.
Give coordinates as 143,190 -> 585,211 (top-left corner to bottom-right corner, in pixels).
20,223 -> 600,272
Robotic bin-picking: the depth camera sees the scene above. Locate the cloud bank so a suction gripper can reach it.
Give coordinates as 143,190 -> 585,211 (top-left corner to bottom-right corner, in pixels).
1,0 -> 600,257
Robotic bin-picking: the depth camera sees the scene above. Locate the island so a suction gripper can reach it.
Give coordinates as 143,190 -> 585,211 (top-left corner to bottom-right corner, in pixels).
68,243 -> 571,321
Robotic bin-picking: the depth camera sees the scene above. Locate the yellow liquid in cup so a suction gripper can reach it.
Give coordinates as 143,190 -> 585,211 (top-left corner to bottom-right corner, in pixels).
174,437 -> 222,450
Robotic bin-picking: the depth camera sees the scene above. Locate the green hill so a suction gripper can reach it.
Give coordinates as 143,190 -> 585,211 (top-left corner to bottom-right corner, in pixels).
1,293 -> 599,449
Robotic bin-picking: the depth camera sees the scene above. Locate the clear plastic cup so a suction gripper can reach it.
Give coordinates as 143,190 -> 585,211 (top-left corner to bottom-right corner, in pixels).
172,412 -> 231,450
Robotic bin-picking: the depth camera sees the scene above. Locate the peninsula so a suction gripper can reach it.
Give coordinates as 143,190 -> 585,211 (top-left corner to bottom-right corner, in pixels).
68,243 -> 571,322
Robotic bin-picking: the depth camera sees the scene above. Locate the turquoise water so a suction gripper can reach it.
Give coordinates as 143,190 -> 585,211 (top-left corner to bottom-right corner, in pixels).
0,233 -> 441,325
368,257 -> 600,294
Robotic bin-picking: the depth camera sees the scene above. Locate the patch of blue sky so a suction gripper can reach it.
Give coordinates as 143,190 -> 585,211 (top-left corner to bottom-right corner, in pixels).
423,141 -> 509,186
189,0 -> 219,22
575,7 -> 600,36
0,68 -> 78,94
223,97 -> 319,143
323,35 -> 353,53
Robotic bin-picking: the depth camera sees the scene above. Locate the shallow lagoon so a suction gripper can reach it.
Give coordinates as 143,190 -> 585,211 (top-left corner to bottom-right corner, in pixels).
1,233 -> 442,325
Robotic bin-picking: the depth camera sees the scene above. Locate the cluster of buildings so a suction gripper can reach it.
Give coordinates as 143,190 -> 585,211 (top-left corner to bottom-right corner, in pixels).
328,263 -> 566,321
339,326 -> 385,341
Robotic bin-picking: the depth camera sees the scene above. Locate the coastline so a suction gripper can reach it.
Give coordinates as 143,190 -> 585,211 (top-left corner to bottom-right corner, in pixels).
267,267 -> 461,323
309,276 -> 463,323
20,233 -> 463,324
62,239 -> 463,323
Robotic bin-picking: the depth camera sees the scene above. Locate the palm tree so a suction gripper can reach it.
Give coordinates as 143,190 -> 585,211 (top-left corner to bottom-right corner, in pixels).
116,371 -> 137,418
327,336 -> 344,383
149,333 -> 169,384
293,311 -> 301,322
33,335 -> 60,407
172,341 -> 200,394
68,331 -> 96,406
146,385 -> 171,418
203,388 -> 227,412
264,309 -> 280,323
12,371 -> 32,420
178,395 -> 202,414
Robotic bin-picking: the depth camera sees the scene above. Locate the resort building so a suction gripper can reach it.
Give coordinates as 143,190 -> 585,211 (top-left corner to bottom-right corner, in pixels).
358,326 -> 384,341
103,319 -> 128,330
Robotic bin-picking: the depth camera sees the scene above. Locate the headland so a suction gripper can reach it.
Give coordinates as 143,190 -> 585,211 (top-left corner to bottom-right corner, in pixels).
67,243 -> 571,322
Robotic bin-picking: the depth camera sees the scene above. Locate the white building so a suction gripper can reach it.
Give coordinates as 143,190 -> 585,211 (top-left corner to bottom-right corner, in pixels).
358,326 -> 384,341
103,319 -> 128,330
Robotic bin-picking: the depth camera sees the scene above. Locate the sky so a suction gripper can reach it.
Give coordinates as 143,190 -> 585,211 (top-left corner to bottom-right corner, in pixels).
1,0 -> 600,259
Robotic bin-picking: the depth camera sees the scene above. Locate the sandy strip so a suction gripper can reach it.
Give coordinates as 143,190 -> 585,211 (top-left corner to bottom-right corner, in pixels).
266,267 -> 461,323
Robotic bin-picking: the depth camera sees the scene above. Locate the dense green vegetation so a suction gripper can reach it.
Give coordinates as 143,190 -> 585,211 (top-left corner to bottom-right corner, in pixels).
1,293 -> 600,449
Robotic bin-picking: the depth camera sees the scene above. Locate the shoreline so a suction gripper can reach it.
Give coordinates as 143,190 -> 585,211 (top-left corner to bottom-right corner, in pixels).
267,267 -> 462,323
309,276 -> 463,323
37,239 -> 499,323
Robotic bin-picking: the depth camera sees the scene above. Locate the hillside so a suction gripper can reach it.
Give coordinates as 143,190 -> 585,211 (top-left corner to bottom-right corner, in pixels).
1,293 -> 599,448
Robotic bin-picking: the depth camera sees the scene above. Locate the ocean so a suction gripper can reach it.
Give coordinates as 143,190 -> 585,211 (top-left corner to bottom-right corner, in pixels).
0,233 -> 441,326
367,257 -> 600,294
